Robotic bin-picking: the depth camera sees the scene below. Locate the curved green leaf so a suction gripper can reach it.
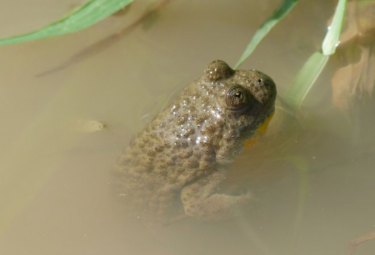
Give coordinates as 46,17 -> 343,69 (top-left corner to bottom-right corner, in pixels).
234,0 -> 298,69
285,52 -> 329,107
0,0 -> 133,46
284,0 -> 347,107
322,0 -> 347,55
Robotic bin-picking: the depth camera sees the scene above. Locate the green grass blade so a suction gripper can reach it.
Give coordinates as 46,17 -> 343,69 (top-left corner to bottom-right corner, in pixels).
0,0 -> 133,46
234,0 -> 298,69
284,52 -> 329,107
284,0 -> 347,107
322,0 -> 347,55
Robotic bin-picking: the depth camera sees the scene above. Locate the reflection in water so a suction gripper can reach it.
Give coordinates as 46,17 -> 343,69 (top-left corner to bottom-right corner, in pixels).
0,0 -> 374,255
332,1 -> 375,114
37,0 -> 173,77
349,232 -> 375,255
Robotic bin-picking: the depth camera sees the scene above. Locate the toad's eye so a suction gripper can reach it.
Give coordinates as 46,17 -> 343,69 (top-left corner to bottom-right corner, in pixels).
226,85 -> 252,111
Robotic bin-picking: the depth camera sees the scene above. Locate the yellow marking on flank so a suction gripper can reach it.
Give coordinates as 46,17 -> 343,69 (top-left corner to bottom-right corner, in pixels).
245,111 -> 274,149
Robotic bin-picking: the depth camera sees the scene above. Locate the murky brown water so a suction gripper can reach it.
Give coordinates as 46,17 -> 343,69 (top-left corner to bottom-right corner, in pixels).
0,0 -> 374,254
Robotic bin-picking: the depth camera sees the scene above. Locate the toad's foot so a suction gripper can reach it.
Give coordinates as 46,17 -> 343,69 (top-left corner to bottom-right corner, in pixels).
181,169 -> 252,220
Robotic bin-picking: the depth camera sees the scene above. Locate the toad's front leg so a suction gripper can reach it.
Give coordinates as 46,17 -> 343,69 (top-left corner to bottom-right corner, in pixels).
180,169 -> 251,220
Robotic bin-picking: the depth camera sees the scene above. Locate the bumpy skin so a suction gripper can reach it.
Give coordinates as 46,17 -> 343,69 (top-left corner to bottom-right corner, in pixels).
113,60 -> 277,223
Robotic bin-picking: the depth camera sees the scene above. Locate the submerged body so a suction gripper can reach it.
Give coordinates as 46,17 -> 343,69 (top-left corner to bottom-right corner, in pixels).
113,60 -> 277,223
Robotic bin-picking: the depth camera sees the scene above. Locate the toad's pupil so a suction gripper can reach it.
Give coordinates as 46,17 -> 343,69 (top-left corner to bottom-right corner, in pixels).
235,92 -> 242,98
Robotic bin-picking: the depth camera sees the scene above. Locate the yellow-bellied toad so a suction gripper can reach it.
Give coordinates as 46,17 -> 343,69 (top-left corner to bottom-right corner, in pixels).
113,60 -> 277,223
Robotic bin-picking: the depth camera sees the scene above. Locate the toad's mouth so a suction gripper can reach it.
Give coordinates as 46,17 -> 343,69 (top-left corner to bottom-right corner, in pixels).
244,110 -> 275,149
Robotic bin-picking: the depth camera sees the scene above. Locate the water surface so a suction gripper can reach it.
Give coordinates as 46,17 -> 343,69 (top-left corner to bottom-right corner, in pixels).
0,0 -> 374,254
